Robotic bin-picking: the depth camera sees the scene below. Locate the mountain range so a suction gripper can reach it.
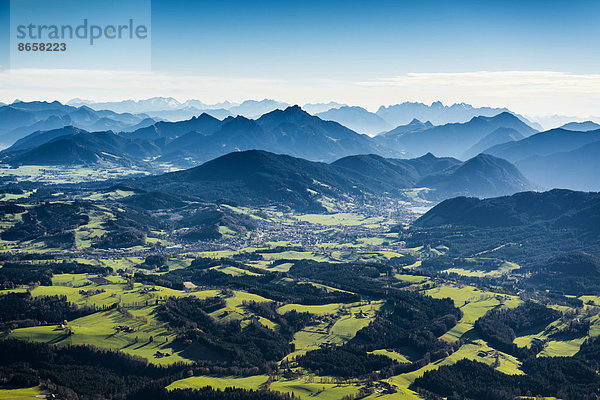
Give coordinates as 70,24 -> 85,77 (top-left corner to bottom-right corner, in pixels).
5,130 -> 160,166
375,112 -> 538,158
482,128 -> 600,191
0,106 -> 396,167
316,106 -> 392,135
462,127 -> 524,160
331,152 -> 533,199
0,101 -> 155,147
2,105 -> 539,168
67,98 -> 547,135
68,97 -> 228,113
68,98 -> 289,120
559,121 -> 600,131
127,150 -> 535,211
375,101 -> 543,130
415,153 -> 535,199
377,119 -> 433,137
1,100 -> 598,192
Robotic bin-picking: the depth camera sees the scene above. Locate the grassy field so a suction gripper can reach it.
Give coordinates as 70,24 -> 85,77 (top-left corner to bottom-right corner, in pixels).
167,375 -> 361,400
394,274 -> 428,284
442,261 -> 521,278
10,306 -> 188,365
270,378 -> 360,400
267,262 -> 294,272
363,387 -> 421,400
208,290 -> 275,328
589,314 -> 600,337
283,302 -> 383,358
369,349 -> 411,364
538,338 -> 587,357
0,386 -> 48,399
167,375 -> 269,391
11,286 -> 277,365
390,339 -> 523,390
426,285 -> 521,342
212,265 -> 262,276
278,302 -> 378,317
12,275 -> 281,364
32,281 -> 182,308
259,250 -> 328,262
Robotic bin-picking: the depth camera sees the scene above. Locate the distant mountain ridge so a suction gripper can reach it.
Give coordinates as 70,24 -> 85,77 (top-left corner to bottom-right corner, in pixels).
378,119 -> 433,137
1,106 -> 395,166
515,141 -> 600,191
2,105 -> 548,171
375,101 -> 542,130
316,106 -> 392,135
559,121 -> 600,131
68,97 -> 290,119
5,130 -> 160,167
331,153 -> 460,192
462,127 -> 524,159
409,189 -> 600,270
6,100 -> 597,194
66,98 -> 543,134
376,112 -> 537,159
484,128 -> 600,163
0,101 -> 155,147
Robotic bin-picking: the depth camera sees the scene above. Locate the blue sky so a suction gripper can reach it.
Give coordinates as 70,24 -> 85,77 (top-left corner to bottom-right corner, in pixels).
149,0 -> 600,78
0,0 -> 8,70
1,0 -> 599,117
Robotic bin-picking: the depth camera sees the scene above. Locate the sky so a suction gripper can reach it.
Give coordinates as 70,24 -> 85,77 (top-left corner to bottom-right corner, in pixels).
1,0 -> 600,118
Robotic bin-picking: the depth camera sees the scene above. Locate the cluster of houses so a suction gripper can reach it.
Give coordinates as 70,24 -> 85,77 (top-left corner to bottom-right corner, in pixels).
54,321 -> 75,336
319,341 -> 338,349
139,287 -> 161,295
336,308 -> 351,317
115,325 -> 135,333
375,381 -> 397,395
332,306 -> 370,319
55,321 -> 70,331
79,288 -> 106,296
312,316 -> 333,324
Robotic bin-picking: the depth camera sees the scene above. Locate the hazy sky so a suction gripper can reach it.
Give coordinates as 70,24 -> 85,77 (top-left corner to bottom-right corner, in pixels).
1,0 -> 600,117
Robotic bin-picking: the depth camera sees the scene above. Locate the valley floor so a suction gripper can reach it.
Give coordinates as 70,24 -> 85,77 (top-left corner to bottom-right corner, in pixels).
0,192 -> 598,400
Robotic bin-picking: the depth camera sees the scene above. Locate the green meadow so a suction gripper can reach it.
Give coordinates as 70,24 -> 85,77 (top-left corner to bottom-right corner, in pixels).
167,375 -> 361,400
426,285 -> 521,342
0,386 -> 48,400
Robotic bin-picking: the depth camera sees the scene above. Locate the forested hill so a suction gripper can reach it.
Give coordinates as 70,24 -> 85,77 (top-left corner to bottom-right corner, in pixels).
414,189 -> 600,232
127,150 -> 535,211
